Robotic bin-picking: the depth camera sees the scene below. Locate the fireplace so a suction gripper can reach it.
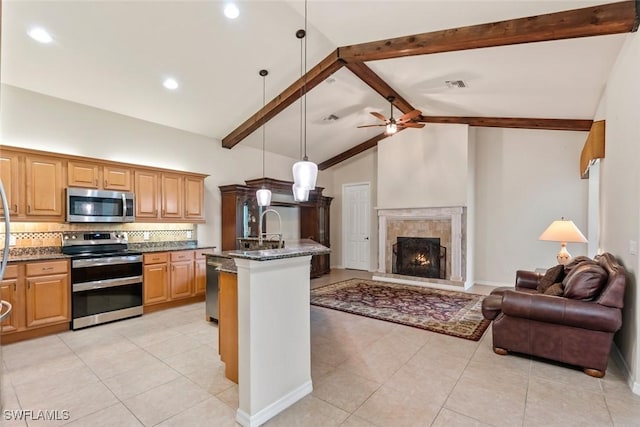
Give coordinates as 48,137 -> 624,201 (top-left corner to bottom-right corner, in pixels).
393,237 -> 446,279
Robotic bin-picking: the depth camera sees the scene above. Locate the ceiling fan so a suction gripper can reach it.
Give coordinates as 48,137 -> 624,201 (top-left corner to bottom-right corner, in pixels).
357,96 -> 425,135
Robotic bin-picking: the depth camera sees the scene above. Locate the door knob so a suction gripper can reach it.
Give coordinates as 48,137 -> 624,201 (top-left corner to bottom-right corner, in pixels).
365,237 -> 369,240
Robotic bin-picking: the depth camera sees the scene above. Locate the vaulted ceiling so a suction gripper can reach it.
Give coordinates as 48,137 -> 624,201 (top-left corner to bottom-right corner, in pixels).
2,1 -> 637,169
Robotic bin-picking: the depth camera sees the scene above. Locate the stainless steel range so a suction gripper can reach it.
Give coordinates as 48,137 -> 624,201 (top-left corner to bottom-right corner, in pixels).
62,231 -> 143,330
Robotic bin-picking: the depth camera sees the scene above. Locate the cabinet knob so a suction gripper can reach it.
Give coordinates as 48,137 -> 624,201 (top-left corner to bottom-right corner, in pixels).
104,179 -> 108,187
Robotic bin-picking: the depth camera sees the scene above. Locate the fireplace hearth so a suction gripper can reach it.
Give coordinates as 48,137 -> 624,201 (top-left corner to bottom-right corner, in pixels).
392,237 -> 446,279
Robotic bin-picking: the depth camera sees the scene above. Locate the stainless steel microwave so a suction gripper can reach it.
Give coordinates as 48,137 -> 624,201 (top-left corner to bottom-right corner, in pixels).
66,188 -> 135,223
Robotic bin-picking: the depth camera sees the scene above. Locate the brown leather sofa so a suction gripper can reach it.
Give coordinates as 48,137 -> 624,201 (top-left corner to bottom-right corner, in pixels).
481,252 -> 626,377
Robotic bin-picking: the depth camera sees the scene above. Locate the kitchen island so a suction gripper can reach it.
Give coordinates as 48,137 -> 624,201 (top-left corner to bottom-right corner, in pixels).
224,239 -> 330,427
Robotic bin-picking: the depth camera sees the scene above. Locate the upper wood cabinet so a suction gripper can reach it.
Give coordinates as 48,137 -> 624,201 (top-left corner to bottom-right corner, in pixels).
68,161 -> 132,191
161,173 -> 183,218
0,145 -> 207,223
25,155 -> 64,219
0,151 -> 20,217
184,176 -> 205,221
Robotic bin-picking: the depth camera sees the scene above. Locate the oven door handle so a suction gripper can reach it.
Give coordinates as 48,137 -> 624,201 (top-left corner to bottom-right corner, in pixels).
122,193 -> 127,222
72,255 -> 143,268
73,275 -> 143,292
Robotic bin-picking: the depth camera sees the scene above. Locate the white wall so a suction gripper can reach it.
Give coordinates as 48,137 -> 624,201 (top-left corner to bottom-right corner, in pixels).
330,149 -> 377,270
0,85 -> 330,247
599,32 -> 640,393
377,124 -> 469,209
473,127 -> 589,285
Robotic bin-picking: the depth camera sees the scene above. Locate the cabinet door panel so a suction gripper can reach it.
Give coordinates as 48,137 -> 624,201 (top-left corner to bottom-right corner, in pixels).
184,177 -> 204,220
170,261 -> 192,299
1,279 -> 19,333
161,174 -> 183,218
25,274 -> 69,328
104,166 -> 132,191
135,171 -> 159,218
0,152 -> 20,216
143,263 -> 169,305
68,161 -> 99,188
25,156 -> 63,217
194,259 -> 206,296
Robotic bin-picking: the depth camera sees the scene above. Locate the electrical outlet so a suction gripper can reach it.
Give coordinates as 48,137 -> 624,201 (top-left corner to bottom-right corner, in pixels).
630,240 -> 638,256
186,230 -> 192,239
9,234 -> 16,246
143,232 -> 150,241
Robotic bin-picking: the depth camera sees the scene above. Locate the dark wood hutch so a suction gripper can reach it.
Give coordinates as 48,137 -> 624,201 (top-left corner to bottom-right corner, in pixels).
219,178 -> 332,277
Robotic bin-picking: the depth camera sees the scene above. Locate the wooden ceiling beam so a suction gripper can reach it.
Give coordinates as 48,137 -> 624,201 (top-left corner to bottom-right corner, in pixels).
221,50 -> 345,149
417,116 -> 593,131
338,1 -> 639,62
345,62 -> 415,114
318,131 -> 394,171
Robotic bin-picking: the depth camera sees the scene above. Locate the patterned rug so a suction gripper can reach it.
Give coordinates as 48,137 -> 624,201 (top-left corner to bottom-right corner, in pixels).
310,279 -> 490,341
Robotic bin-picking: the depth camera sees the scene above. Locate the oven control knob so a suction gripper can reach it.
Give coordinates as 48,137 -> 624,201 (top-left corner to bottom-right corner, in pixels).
71,235 -> 77,239
64,235 -> 69,240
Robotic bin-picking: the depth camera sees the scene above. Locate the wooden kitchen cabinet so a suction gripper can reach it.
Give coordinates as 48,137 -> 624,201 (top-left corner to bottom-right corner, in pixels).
161,173 -> 183,219
218,271 -> 238,383
25,155 -> 64,218
134,170 -> 160,219
143,252 -> 169,306
25,273 -> 69,329
184,176 -> 205,221
169,251 -> 194,300
67,160 -> 132,191
0,150 -> 20,217
0,265 -> 20,334
194,258 -> 206,296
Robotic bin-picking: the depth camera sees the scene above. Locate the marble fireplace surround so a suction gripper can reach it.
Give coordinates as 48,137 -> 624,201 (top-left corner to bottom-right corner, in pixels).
376,207 -> 465,286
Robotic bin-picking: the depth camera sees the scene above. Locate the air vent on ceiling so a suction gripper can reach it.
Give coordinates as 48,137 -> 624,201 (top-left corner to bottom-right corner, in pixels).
445,80 -> 467,89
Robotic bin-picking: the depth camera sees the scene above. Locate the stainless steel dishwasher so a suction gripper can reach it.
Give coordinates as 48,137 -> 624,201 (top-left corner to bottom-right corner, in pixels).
206,255 -> 229,322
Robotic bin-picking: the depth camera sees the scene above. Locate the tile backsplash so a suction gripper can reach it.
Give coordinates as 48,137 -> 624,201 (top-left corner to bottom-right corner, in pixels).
0,222 -> 197,252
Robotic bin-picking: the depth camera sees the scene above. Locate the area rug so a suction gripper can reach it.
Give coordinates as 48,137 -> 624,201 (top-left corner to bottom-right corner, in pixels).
310,279 -> 490,341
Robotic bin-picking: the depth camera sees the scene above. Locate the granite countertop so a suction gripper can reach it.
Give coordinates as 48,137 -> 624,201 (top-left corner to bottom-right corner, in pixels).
133,243 -> 217,254
225,239 -> 330,262
3,253 -> 71,263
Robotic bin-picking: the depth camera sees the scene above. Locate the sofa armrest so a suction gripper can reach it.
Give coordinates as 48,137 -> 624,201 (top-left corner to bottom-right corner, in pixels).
515,270 -> 541,290
501,290 -> 622,333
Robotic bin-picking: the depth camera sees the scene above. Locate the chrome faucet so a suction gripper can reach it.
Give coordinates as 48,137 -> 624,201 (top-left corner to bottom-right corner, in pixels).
258,208 -> 283,248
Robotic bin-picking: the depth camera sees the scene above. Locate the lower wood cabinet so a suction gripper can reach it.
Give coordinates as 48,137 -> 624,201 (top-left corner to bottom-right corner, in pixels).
143,253 -> 169,305
218,271 -> 238,383
194,258 -> 206,296
1,260 -> 70,336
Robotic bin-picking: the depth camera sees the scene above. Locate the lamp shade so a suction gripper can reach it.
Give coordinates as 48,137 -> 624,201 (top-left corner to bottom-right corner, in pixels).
256,188 -> 272,207
292,160 -> 317,190
539,219 -> 588,243
292,184 -> 309,202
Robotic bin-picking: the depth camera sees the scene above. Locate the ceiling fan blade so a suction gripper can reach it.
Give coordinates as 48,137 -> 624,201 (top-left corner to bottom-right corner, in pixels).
398,110 -> 422,122
357,124 -> 386,128
401,122 -> 426,128
369,111 -> 388,122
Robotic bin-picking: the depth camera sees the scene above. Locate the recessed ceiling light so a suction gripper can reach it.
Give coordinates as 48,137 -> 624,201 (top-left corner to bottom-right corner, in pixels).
163,78 -> 179,90
224,3 -> 240,19
28,27 -> 53,44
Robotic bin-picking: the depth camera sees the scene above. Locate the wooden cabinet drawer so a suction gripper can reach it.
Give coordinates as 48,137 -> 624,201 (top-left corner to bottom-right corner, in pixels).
144,252 -> 169,265
26,260 -> 68,276
195,249 -> 215,259
3,264 -> 18,279
170,251 -> 194,262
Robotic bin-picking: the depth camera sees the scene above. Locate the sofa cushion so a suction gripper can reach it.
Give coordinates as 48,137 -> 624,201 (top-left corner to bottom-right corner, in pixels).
562,263 -> 608,301
537,264 -> 565,293
564,256 -> 596,275
543,282 -> 564,296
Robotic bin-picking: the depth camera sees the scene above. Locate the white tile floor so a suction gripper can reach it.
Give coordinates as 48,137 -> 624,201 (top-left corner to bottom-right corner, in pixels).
2,269 -> 639,426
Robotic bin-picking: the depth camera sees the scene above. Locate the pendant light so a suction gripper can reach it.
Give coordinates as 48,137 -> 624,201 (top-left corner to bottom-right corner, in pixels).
291,0 -> 317,197
256,69 -> 272,207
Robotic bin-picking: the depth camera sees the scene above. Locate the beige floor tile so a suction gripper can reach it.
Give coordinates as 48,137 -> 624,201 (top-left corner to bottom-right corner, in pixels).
354,385 -> 441,427
312,367 -> 380,413
5,352 -> 86,387
162,344 -> 220,375
2,336 -> 73,370
13,363 -> 100,406
311,335 -> 356,367
524,376 -> 613,427
102,359 -> 181,400
117,323 -> 182,348
340,414 -> 377,427
65,403 -> 143,427
431,408 -> 493,426
216,384 -> 239,410
529,357 -> 603,393
122,377 -> 211,426
183,364 -> 236,395
156,396 -> 237,427
79,346 -> 161,380
385,359 -> 458,407
263,395 -> 349,427
72,334 -> 139,361
406,344 -> 471,380
311,360 -> 336,383
604,386 -> 640,426
141,333 -> 202,360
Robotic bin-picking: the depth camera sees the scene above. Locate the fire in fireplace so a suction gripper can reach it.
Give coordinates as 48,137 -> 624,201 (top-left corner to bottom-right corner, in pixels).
392,237 -> 446,279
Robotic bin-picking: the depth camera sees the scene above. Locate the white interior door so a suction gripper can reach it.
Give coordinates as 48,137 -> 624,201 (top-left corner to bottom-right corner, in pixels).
343,183 -> 370,270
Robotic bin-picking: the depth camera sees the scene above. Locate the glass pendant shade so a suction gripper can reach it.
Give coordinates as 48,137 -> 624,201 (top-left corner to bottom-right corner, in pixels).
292,160 -> 317,190
386,122 -> 398,135
256,188 -> 272,207
292,184 -> 309,202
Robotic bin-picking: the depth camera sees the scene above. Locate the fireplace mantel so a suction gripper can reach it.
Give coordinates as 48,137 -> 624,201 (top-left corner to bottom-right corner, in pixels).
377,207 -> 465,282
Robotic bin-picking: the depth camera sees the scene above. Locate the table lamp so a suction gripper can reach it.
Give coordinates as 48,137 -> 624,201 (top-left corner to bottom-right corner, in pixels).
539,217 -> 588,264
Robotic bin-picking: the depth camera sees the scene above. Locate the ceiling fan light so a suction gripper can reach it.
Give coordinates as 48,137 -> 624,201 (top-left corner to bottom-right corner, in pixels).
386,122 -> 398,135
256,188 -> 272,207
292,160 -> 317,190
292,184 -> 310,202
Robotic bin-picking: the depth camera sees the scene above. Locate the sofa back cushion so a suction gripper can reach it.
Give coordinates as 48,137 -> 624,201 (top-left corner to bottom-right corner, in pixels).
562,263 -> 608,301
595,253 -> 627,309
